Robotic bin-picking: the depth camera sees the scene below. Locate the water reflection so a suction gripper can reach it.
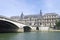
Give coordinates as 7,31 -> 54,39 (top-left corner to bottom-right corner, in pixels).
0,32 -> 60,40
0,33 -> 18,40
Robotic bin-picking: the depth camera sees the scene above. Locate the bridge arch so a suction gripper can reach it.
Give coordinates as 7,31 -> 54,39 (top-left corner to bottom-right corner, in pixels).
23,26 -> 31,32
0,20 -> 19,32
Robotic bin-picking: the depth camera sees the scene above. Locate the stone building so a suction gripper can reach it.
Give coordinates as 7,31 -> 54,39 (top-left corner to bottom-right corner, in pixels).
39,13 -> 60,27
10,11 -> 60,28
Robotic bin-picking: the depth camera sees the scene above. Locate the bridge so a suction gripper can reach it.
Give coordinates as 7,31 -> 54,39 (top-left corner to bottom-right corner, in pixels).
0,16 -> 34,32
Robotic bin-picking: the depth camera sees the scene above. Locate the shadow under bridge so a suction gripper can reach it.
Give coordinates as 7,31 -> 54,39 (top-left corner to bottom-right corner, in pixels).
0,20 -> 19,33
23,26 -> 31,32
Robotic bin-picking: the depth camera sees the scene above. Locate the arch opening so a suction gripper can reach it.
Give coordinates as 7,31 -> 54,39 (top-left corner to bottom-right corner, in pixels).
23,26 -> 31,32
0,20 -> 19,33
36,27 -> 39,30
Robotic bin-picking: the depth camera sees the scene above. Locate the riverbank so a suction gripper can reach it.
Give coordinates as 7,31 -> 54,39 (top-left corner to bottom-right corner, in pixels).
31,29 -> 60,32
49,30 -> 60,32
17,30 -> 60,32
17,28 -> 60,32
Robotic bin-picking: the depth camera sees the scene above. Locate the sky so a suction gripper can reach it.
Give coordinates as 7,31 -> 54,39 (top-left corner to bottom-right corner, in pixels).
0,0 -> 60,17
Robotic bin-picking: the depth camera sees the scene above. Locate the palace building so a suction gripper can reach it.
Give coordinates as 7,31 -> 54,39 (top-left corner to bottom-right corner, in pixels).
10,11 -> 60,28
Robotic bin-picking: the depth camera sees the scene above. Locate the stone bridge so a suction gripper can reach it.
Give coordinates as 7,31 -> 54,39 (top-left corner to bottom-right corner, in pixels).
0,17 -> 35,32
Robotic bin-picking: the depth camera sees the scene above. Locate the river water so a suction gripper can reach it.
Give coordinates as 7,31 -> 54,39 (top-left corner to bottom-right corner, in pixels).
0,32 -> 60,40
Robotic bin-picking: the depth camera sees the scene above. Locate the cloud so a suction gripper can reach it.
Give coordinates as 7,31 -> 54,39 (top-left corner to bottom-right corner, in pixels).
0,0 -> 60,17
15,0 -> 37,15
0,0 -> 46,17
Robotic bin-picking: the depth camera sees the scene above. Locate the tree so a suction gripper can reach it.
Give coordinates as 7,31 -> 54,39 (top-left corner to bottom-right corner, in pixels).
55,21 -> 60,29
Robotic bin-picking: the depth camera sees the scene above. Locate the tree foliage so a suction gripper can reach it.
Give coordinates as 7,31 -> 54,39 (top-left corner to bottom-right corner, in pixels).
55,21 -> 60,29
55,21 -> 60,27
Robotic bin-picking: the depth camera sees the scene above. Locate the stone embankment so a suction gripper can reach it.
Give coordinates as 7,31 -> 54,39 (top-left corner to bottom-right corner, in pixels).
17,28 -> 60,32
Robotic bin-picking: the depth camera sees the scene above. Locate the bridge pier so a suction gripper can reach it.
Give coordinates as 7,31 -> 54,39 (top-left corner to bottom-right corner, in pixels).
17,27 -> 38,32
17,26 -> 32,32
17,28 -> 24,32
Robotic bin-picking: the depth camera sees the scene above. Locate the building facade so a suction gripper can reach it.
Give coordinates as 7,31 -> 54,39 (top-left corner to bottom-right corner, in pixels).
10,12 -> 60,28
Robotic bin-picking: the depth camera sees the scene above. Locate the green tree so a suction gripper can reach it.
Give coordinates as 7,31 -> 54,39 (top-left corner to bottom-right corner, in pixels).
55,21 -> 60,29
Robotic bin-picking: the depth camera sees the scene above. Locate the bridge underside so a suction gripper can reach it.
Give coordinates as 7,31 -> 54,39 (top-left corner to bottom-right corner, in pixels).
23,26 -> 31,32
0,20 -> 19,33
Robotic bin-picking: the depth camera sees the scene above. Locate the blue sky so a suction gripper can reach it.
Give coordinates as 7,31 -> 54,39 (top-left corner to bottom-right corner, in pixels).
0,0 -> 60,17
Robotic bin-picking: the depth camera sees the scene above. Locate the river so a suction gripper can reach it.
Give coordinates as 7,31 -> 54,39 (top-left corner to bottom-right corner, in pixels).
0,32 -> 60,40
